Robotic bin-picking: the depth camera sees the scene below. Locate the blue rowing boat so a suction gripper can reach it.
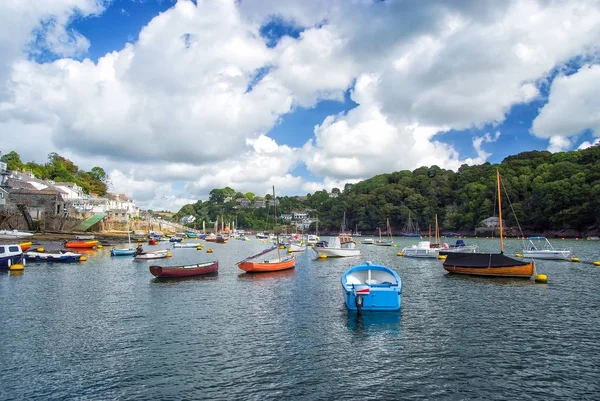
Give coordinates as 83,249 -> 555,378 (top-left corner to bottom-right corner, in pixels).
341,261 -> 402,312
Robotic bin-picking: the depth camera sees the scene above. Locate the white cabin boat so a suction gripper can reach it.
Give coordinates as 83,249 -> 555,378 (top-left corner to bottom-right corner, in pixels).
312,236 -> 360,258
401,241 -> 440,258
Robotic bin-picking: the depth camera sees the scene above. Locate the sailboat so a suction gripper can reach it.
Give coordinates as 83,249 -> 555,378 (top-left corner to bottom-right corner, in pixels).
402,215 -> 441,258
402,212 -> 421,237
374,219 -> 394,246
111,214 -> 136,256
237,186 -> 296,273
442,171 -> 535,278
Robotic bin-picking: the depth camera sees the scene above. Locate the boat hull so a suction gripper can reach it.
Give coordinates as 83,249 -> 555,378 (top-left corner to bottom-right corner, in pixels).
64,240 -> 98,249
149,261 -> 218,278
521,250 -> 571,260
0,244 -> 24,268
111,248 -> 136,256
341,262 -> 402,311
238,255 -> 296,273
134,250 -> 170,260
443,253 -> 534,278
24,251 -> 82,263
312,247 -> 360,257
0,230 -> 34,240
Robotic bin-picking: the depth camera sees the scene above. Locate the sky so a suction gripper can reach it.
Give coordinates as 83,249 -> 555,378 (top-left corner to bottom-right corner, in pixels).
1,0 -> 600,212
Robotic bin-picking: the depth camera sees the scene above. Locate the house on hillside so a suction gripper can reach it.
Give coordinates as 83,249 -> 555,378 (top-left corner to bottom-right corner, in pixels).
481,217 -> 504,228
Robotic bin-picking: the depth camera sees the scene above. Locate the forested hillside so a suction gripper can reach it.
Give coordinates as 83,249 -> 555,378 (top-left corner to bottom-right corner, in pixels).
174,145 -> 600,235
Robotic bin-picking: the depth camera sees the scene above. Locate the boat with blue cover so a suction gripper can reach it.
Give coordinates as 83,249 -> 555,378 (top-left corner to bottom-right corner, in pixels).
24,249 -> 83,263
341,261 -> 402,312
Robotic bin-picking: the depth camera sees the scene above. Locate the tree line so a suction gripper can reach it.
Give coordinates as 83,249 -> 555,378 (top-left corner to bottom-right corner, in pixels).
173,145 -> 600,236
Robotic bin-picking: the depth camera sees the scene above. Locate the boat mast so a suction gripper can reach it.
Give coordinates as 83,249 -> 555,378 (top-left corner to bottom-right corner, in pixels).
497,170 -> 504,254
274,185 -> 280,260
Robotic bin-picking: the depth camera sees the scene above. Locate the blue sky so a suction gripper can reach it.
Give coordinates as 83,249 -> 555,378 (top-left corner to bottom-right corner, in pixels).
2,0 -> 600,210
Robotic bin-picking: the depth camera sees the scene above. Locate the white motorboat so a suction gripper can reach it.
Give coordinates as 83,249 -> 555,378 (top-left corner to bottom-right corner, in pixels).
312,236 -> 360,258
401,241 -> 440,258
0,230 -> 34,240
134,249 -> 171,260
522,236 -> 572,260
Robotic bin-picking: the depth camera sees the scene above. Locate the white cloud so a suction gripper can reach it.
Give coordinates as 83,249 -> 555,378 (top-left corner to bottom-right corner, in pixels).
532,64 -> 600,139
3,0 -> 600,211
547,136 -> 572,153
577,138 -> 600,150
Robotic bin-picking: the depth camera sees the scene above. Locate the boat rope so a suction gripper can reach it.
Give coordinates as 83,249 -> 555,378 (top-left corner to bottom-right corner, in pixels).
499,172 -> 527,241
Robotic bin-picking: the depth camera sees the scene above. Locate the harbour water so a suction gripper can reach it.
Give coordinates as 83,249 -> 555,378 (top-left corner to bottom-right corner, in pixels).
1,237 -> 599,400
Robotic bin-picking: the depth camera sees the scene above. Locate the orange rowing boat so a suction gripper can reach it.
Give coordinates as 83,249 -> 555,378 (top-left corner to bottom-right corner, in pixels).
64,240 -> 98,249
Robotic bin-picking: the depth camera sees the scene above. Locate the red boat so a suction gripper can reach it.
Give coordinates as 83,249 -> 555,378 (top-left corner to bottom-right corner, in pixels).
149,260 -> 219,278
64,240 -> 98,249
148,239 -> 158,245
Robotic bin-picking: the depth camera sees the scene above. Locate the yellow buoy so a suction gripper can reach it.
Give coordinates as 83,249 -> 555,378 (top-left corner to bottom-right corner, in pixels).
593,261 -> 600,266
207,249 -> 213,253
318,253 -> 327,259
166,253 -> 172,257
570,257 -> 579,262
279,245 -> 285,249
534,274 -> 548,283
97,245 -> 103,249
515,253 -> 523,258
397,252 -> 403,256
196,246 -> 202,250
79,256 -> 87,261
9,263 -> 24,271
438,255 -> 447,260
287,248 -> 292,253
392,244 -> 398,247
36,247 -> 45,252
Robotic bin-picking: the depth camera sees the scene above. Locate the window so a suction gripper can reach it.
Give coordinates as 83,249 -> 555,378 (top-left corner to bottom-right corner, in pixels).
0,247 -> 4,254
9,246 -> 19,252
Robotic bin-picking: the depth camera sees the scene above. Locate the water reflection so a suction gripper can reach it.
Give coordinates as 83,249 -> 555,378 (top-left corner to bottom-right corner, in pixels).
150,273 -> 218,284
443,272 -> 535,287
345,311 -> 402,334
237,269 -> 296,281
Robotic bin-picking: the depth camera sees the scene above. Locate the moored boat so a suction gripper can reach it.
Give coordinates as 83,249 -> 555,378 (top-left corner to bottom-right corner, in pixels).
64,240 -> 98,249
134,249 -> 170,260
19,241 -> 33,252
312,236 -> 360,258
172,242 -> 202,248
402,241 -> 440,258
149,260 -> 218,278
341,261 -> 402,312
438,239 -> 478,255
25,250 -> 83,263
0,230 -> 34,240
111,248 -> 135,256
522,236 -> 571,260
238,186 -> 296,273
442,171 -> 535,278
75,235 -> 95,240
0,244 -> 24,268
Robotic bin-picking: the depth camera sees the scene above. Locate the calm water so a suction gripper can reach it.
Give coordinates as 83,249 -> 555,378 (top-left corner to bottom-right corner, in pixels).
1,237 -> 599,400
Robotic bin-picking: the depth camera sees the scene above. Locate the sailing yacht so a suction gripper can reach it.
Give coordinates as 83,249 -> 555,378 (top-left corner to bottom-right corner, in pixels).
111,214 -> 136,256
402,212 -> 421,237
443,171 -> 534,278
237,186 -> 296,273
374,219 -> 394,246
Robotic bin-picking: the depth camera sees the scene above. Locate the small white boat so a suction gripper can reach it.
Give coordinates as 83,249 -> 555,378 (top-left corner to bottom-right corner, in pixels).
0,230 -> 34,240
134,249 -> 170,260
288,242 -> 306,252
361,238 -> 374,245
172,242 -> 202,248
25,250 -> 83,263
312,237 -> 360,258
0,244 -> 24,268
522,236 -> 572,260
75,235 -> 95,240
401,241 -> 440,258
439,239 -> 478,255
